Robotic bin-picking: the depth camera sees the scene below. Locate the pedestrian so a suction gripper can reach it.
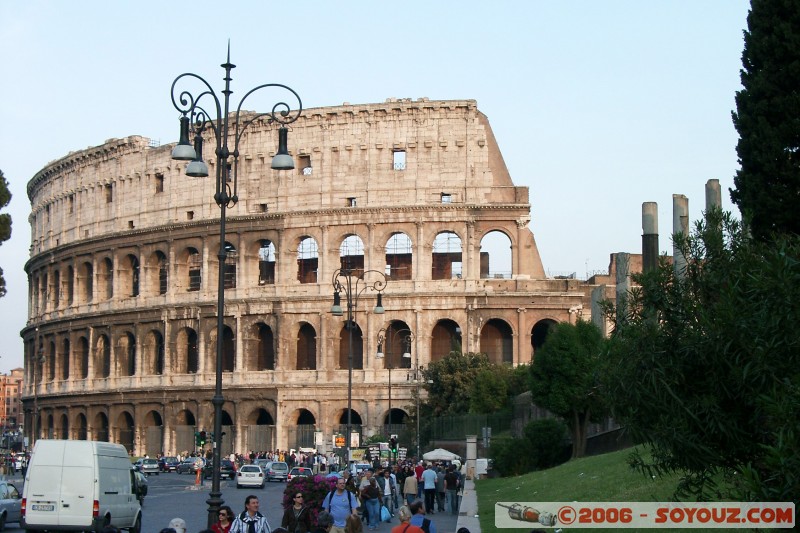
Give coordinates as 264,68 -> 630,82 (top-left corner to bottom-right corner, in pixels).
281,491 -> 312,533
408,500 -> 436,533
420,464 -> 437,514
313,511 -> 333,533
359,476 -> 382,531
168,518 -> 187,533
377,469 -> 396,515
321,477 -> 359,533
230,495 -> 271,533
212,506 -> 234,533
444,465 -> 460,515
435,466 -> 445,512
391,506 -> 423,533
403,469 -> 418,506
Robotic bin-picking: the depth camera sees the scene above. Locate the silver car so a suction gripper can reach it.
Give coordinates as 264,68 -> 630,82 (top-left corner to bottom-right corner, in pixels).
134,457 -> 160,476
0,481 -> 21,531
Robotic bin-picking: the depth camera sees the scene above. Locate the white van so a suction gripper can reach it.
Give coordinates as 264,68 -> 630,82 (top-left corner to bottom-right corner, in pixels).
21,440 -> 141,533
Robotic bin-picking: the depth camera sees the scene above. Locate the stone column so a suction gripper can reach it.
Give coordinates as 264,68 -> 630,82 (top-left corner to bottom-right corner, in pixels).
673,195 -> 689,279
642,202 -> 659,274
465,435 -> 477,480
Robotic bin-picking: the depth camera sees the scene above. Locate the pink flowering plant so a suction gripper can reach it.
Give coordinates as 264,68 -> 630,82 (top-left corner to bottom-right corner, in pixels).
282,474 -> 339,527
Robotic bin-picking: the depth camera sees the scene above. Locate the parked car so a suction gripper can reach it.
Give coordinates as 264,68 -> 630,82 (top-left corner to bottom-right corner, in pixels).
263,461 -> 289,482
134,458 -> 160,476
0,480 -> 21,531
132,468 -> 148,505
176,457 -> 205,474
203,459 -> 236,480
235,464 -> 265,489
159,456 -> 180,472
287,467 -> 313,482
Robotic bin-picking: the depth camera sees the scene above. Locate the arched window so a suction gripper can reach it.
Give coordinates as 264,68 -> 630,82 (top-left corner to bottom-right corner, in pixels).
431,319 -> 462,362
297,237 -> 318,284
340,235 -> 365,277
296,323 -> 317,370
258,240 -> 276,285
188,248 -> 202,291
78,336 -> 89,379
224,242 -> 237,289
48,341 -> 56,381
61,337 -> 70,380
101,258 -> 113,300
95,334 -> 111,378
480,319 -> 514,364
144,330 -> 165,375
432,231 -> 462,280
53,270 -> 60,308
256,324 -> 275,370
66,265 -> 74,306
385,233 -> 413,280
147,251 -> 168,295
118,332 -> 136,377
177,328 -> 199,373
480,230 -> 513,279
222,325 -> 235,372
338,322 -> 364,370
80,262 -> 93,303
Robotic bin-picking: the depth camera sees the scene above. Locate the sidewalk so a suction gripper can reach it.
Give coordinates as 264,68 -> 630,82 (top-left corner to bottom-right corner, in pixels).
455,478 -> 482,533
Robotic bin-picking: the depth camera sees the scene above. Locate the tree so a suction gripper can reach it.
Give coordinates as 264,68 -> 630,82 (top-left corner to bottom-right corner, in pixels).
730,0 -> 800,240
424,352 -> 494,416
606,209 -> 800,501
0,169 -> 11,297
528,320 -> 607,458
470,363 -> 530,413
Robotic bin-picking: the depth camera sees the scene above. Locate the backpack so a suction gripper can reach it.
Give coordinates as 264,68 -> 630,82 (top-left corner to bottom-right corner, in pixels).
420,518 -> 431,533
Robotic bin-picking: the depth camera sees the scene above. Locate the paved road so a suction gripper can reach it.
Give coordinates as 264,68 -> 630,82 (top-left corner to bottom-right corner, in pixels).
3,471 -> 464,533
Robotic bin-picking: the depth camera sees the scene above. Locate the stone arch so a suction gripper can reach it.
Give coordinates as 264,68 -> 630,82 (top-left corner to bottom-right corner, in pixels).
245,407 -> 276,453
47,339 -> 56,381
46,413 -> 54,439
296,323 -> 317,370
290,408 -> 316,450
174,409 -> 196,455
385,232 -> 413,280
94,411 -> 109,441
431,319 -> 462,362
117,331 -> 136,377
65,264 -> 74,306
61,337 -> 70,380
175,327 -> 199,373
480,318 -> 514,364
479,229 -> 513,279
53,269 -> 61,309
379,320 -> 413,370
77,336 -> 89,379
116,411 -> 135,452
338,321 -> 363,370
336,408 -> 364,443
94,334 -> 111,378
177,246 -> 202,292
339,234 -> 365,276
78,261 -> 93,304
297,236 -> 318,284
120,254 -> 140,297
222,325 -> 235,372
100,257 -> 113,300
146,250 -> 169,296
257,239 -> 276,285
384,408 -> 409,427
223,241 -> 238,289
59,413 -> 69,439
250,323 -> 275,371
143,329 -> 165,375
532,319 -> 558,357
75,412 -> 88,440
143,410 -> 164,457
432,231 -> 463,280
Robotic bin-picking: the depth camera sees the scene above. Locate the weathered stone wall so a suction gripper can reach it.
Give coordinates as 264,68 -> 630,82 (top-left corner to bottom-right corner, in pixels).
22,98 -> 591,456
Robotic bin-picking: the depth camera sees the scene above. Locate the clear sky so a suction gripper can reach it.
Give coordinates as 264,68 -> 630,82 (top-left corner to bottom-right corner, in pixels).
0,1 -> 751,372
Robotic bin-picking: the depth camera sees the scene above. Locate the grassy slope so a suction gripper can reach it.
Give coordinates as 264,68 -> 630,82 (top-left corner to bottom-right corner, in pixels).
474,446 -> 734,532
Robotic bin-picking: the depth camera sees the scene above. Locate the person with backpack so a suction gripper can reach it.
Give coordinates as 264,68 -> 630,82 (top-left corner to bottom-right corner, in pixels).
408,499 -> 436,533
391,506 -> 423,533
321,477 -> 359,533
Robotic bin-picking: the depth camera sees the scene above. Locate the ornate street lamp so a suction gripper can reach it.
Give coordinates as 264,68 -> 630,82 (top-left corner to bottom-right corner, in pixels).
331,268 -> 387,469
376,326 -> 413,451
170,44 -> 302,527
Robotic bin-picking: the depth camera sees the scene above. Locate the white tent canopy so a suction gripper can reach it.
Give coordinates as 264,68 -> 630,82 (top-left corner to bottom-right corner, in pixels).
422,448 -> 461,461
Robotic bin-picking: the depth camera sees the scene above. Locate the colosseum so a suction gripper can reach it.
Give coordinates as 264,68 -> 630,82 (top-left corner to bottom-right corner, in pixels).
21,97 -> 593,457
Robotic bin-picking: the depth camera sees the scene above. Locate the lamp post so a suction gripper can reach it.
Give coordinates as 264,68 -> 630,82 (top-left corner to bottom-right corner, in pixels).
170,45 -> 302,527
376,327 -> 413,442
407,364 -> 428,457
331,268 -> 387,469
